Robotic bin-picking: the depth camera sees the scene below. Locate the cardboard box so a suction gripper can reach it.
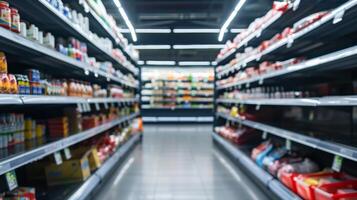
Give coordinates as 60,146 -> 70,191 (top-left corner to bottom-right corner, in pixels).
72,147 -> 101,172
45,151 -> 91,186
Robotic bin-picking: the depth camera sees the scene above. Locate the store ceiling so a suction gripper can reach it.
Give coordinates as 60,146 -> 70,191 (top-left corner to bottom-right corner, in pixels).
104,0 -> 272,63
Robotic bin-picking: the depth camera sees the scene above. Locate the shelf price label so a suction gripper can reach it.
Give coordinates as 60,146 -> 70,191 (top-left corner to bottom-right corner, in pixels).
333,10 -> 345,24
332,155 -> 343,172
262,131 -> 268,140
104,102 -> 109,109
259,78 -> 264,85
64,148 -> 72,160
287,37 -> 294,48
286,139 -> 292,150
255,104 -> 261,111
95,102 -> 100,111
54,152 -> 63,165
5,171 -> 18,191
293,0 -> 301,11
77,103 -> 83,113
86,103 -> 91,112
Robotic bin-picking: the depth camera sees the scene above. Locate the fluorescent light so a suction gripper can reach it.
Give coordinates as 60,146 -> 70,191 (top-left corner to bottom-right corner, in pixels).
134,45 -> 171,49
146,61 -> 176,65
230,28 -> 246,33
178,61 -> 211,66
211,61 -> 217,65
137,60 -> 145,65
173,44 -> 225,49
119,29 -> 171,33
137,29 -> 171,33
113,0 -> 137,42
218,0 -> 247,42
173,29 -> 221,33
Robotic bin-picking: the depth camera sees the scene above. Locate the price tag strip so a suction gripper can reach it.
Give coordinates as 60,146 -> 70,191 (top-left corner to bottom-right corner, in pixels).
332,155 -> 343,172
54,152 -> 63,165
286,139 -> 292,151
64,148 -> 72,160
5,171 -> 18,191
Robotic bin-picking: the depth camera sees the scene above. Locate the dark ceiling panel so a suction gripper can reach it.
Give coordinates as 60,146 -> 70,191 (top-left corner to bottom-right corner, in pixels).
103,0 -> 273,62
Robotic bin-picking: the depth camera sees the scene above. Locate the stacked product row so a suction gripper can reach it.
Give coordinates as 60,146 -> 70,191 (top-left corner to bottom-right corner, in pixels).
0,0 -> 142,199
141,69 -> 214,109
0,118 -> 142,199
214,0 -> 357,200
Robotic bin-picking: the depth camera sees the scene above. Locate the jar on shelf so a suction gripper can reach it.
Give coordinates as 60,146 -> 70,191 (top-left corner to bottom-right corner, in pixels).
10,8 -> 20,33
0,1 -> 11,30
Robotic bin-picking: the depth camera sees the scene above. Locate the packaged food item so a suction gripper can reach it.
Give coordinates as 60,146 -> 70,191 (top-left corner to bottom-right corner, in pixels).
10,8 -> 20,33
24,118 -> 36,140
8,74 -> 17,94
20,22 -> 26,37
295,171 -> 352,200
4,187 -> 36,200
0,73 -> 9,93
0,52 -> 7,73
0,1 -> 11,29
277,158 -> 320,192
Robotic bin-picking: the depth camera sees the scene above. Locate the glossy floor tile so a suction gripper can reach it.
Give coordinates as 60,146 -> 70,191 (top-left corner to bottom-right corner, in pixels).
93,124 -> 269,200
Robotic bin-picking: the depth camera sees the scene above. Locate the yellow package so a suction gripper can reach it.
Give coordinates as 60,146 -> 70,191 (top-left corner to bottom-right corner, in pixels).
0,52 -> 8,73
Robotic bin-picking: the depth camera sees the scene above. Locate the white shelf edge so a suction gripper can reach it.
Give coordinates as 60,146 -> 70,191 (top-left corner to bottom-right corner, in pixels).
0,112 -> 140,175
216,112 -> 357,161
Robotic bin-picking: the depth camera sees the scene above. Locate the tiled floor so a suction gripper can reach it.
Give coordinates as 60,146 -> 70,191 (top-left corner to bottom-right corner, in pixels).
93,124 -> 269,200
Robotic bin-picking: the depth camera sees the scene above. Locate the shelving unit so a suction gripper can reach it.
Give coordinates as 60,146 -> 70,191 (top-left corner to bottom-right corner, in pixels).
141,67 -> 213,122
213,0 -> 357,199
0,0 -> 142,199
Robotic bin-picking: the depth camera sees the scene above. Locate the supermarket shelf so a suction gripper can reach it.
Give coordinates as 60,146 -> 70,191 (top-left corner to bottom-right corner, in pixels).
217,44 -> 357,90
0,95 -> 138,105
217,0 -> 357,77
0,94 -> 23,105
217,96 -> 357,106
0,25 -> 137,88
68,133 -> 141,200
68,0 -> 139,67
11,0 -> 138,75
0,112 -> 140,176
212,132 -> 302,200
216,112 -> 357,162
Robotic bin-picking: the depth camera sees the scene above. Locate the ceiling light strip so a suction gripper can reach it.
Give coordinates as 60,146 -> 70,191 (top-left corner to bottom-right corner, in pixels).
134,45 -> 171,49
173,44 -> 225,49
178,61 -> 211,66
218,0 -> 247,41
146,61 -> 176,65
113,0 -> 137,42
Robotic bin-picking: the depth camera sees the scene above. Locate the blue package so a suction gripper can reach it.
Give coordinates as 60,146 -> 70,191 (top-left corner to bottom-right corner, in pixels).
256,144 -> 274,167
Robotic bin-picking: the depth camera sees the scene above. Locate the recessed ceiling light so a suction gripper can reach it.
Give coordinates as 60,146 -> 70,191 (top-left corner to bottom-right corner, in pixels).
218,0 -> 247,42
178,61 -> 211,66
134,45 -> 171,49
146,61 -> 176,65
173,44 -> 225,49
113,0 -> 137,42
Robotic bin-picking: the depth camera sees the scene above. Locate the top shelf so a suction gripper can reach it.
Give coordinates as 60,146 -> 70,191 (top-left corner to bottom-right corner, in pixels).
216,0 -> 357,78
11,0 -> 138,75
215,0 -> 352,66
65,0 -> 139,66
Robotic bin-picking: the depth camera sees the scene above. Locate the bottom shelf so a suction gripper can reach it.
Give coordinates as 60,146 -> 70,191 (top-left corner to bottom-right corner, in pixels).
66,133 -> 142,200
211,132 -> 301,200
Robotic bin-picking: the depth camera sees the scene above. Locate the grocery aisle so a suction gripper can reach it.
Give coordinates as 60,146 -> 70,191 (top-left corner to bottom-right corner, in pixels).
93,124 -> 268,200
